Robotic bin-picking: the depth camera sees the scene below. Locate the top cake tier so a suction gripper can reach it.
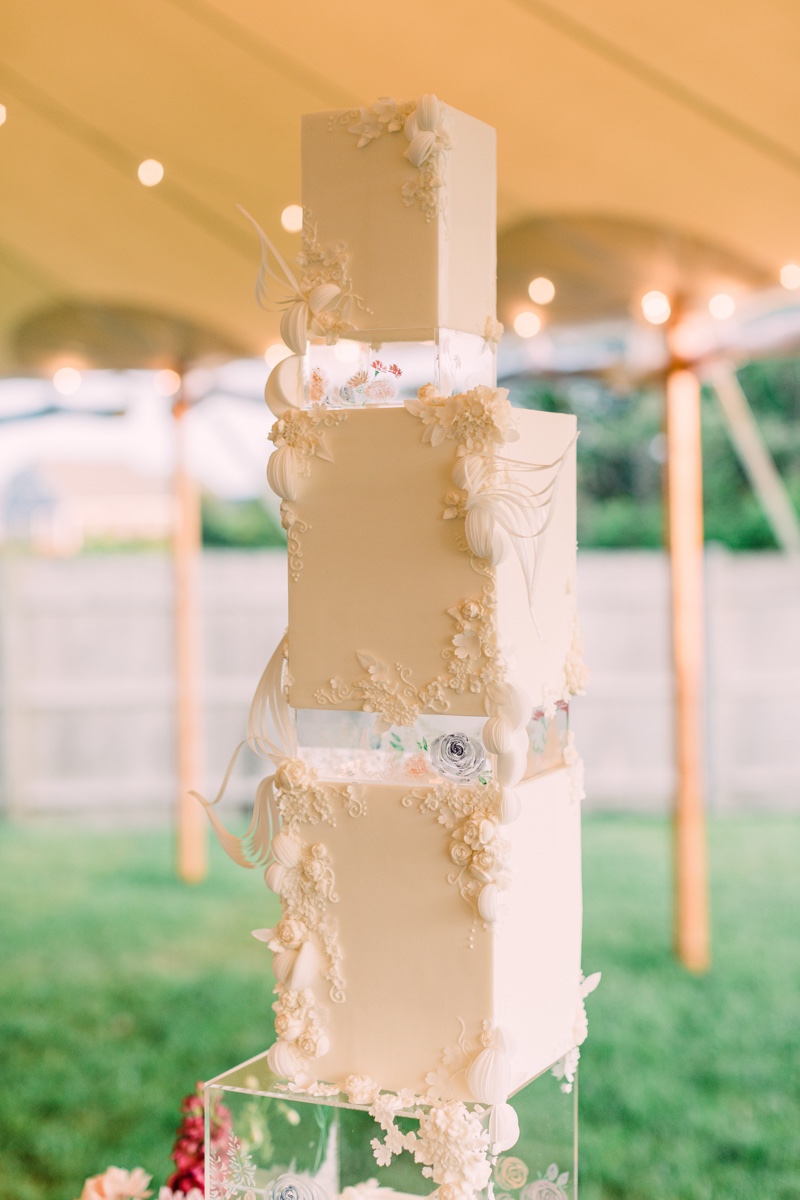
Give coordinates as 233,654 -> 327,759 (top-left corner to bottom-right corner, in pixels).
301,97 -> 497,342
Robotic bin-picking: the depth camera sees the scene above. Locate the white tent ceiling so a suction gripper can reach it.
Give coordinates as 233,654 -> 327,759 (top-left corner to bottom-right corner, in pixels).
2,0 -> 800,371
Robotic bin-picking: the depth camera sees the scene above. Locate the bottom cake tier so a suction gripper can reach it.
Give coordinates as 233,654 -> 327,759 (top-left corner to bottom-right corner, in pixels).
257,765 -> 586,1104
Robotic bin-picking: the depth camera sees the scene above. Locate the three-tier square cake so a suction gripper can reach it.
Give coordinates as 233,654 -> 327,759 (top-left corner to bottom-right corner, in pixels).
200,94 -> 597,1187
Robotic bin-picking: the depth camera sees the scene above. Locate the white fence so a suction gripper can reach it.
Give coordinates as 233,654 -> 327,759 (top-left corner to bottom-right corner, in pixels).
1,548 -> 798,822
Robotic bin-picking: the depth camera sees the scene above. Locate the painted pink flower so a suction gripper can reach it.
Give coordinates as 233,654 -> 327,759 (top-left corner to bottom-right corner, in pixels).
364,377 -> 398,401
405,751 -> 433,780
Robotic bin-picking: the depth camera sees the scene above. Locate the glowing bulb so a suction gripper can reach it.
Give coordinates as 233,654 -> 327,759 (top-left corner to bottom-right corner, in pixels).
780,263 -> 800,290
0,105 -> 7,127
709,293 -> 735,320
281,204 -> 303,233
527,276 -> 555,305
138,159 -> 164,186
641,291 -> 671,325
333,340 -> 360,363
264,343 -> 292,368
513,311 -> 542,338
154,368 -> 181,397
52,367 -> 82,395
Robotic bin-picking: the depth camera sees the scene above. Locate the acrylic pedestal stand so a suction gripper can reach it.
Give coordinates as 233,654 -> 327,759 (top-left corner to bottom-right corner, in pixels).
205,1052 -> 578,1200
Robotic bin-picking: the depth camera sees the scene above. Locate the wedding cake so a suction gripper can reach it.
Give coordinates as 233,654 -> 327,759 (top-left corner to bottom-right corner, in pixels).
201,94 -> 597,1181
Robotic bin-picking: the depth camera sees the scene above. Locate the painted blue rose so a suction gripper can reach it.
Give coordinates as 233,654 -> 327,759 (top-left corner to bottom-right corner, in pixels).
264,1174 -> 331,1200
430,732 -> 486,780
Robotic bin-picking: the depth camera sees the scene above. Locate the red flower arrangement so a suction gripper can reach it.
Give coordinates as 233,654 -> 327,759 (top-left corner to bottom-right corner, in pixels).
165,1083 -> 230,1195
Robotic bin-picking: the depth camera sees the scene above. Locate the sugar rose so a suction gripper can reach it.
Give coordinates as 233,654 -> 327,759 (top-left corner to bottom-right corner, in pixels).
276,759 -> 311,792
275,918 -> 306,949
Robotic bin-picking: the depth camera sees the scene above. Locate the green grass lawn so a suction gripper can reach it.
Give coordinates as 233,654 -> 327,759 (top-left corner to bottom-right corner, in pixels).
0,817 -> 798,1200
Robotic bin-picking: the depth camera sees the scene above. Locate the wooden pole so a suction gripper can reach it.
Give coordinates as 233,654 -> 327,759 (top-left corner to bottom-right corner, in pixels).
173,380 -> 207,883
666,366 -> 710,971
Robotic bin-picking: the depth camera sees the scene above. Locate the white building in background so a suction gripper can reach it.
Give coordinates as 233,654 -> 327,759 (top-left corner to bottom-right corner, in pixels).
0,363 -> 275,517
2,462 -> 176,554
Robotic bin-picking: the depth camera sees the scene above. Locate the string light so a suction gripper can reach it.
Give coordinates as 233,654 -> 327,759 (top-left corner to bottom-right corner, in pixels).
708,293 -> 735,320
780,263 -> 800,290
280,204 -> 303,233
333,339 -> 360,363
154,369 -> 181,396
138,159 -> 164,187
513,311 -> 542,338
52,367 -> 82,395
264,343 -> 292,368
640,291 -> 671,325
527,277 -> 555,305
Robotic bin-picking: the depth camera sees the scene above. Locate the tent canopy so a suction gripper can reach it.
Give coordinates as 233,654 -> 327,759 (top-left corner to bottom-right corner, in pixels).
2,0 -> 800,371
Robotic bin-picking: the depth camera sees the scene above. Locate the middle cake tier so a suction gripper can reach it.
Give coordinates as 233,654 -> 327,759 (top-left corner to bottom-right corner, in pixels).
272,399 -> 581,721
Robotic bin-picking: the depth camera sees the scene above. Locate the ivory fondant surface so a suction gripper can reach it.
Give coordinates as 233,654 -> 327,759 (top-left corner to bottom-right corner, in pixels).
302,105 -> 496,340
497,767 -> 583,1087
286,405 -> 577,717
296,767 -> 581,1099
494,412 -> 578,712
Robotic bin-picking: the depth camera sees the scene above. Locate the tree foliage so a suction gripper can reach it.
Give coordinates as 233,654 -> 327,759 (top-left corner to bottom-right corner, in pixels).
511,357 -> 800,550
201,497 -> 285,549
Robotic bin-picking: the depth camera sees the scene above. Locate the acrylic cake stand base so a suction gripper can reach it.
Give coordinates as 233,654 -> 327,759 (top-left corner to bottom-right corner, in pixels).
205,1052 -> 578,1200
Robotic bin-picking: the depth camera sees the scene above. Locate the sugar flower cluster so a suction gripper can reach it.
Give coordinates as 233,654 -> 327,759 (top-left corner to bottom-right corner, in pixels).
405,384 -> 519,456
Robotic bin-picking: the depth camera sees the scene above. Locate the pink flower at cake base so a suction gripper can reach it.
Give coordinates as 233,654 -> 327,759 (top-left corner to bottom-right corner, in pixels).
77,1167 -> 153,1200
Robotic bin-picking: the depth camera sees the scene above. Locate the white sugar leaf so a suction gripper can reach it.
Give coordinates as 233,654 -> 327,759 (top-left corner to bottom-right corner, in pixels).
582,971 -> 602,997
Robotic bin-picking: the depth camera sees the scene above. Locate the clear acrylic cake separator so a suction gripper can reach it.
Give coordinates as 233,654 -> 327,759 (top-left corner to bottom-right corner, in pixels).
204,1051 -> 578,1200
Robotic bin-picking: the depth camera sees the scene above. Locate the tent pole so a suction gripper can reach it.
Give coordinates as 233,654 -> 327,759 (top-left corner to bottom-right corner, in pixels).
665,365 -> 710,971
173,374 -> 207,883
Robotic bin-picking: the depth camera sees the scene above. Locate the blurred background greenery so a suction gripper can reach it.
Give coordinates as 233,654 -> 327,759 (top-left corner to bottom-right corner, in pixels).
515,358 -> 800,553
200,497 -> 285,551
2,816 -> 798,1200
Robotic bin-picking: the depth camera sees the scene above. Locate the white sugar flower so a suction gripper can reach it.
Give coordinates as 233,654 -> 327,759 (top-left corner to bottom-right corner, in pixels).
403,94 -> 450,167
372,96 -> 404,131
348,107 -> 384,147
344,1075 -> 380,1106
453,629 -> 482,660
